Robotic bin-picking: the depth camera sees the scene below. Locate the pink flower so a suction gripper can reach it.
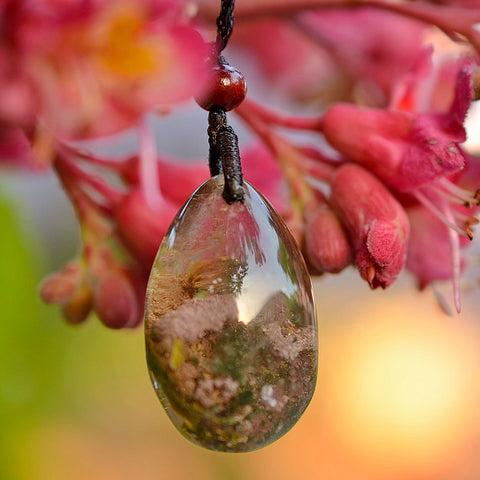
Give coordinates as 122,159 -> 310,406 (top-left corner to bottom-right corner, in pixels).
0,0 -> 208,141
322,61 -> 472,192
233,8 -> 426,105
406,205 -> 470,290
329,163 -> 410,288
40,261 -> 83,305
402,134 -> 480,311
40,260 -> 93,325
298,8 -> 427,101
28,0 -> 479,328
322,60 -> 477,309
40,242 -> 146,328
0,49 -> 37,127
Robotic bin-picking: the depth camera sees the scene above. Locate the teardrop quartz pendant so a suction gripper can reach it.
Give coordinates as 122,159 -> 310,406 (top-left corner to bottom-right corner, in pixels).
144,175 -> 317,452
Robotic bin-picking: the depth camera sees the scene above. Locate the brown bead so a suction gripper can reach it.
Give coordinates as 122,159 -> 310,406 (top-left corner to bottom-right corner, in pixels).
196,63 -> 247,112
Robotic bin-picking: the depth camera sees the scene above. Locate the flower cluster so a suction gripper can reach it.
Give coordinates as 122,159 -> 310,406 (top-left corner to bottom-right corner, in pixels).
0,0 -> 208,161
1,0 -> 479,326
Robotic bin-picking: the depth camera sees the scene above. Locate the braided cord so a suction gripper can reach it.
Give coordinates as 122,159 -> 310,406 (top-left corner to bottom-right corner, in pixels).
216,0 -> 235,53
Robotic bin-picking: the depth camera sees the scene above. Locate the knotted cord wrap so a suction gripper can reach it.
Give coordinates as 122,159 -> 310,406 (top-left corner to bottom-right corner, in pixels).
208,107 -> 244,204
206,0 -> 245,204
207,108 -> 224,177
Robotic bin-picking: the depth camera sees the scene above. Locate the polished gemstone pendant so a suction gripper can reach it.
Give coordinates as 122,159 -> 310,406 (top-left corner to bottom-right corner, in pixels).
144,175 -> 317,452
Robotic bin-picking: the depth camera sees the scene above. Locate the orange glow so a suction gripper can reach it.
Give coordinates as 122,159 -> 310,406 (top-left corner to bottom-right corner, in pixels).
316,294 -> 480,479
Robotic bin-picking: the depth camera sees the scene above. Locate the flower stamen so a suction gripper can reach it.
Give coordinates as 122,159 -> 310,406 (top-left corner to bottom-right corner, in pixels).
464,217 -> 479,240
414,189 -> 467,236
437,178 -> 480,208
416,179 -> 480,241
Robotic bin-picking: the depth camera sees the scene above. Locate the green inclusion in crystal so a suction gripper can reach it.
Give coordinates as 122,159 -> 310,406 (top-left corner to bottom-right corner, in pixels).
144,175 -> 317,452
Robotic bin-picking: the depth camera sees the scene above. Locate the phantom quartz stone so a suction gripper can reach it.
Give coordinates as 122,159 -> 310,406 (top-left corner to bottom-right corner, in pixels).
144,175 -> 317,452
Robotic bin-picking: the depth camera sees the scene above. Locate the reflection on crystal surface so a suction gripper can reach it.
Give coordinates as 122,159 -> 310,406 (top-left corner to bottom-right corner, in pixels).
144,175 -> 317,452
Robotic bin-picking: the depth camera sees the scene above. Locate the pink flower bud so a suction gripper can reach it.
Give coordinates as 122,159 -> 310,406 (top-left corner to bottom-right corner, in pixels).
39,262 -> 81,304
114,188 -> 178,267
94,271 -> 140,329
40,261 -> 94,324
330,164 -> 410,288
62,283 -> 93,325
305,205 -> 352,273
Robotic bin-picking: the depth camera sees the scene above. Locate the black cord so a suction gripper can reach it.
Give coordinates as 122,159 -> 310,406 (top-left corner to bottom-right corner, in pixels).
215,0 -> 235,54
207,0 -> 244,204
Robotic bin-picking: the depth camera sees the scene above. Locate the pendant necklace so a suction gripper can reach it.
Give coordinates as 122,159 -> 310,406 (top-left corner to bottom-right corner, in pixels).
144,0 -> 318,452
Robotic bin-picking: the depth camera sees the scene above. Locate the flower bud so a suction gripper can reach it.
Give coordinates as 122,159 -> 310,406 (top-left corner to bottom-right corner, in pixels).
305,205 -> 352,273
39,262 -> 81,304
62,283 -> 93,325
94,271 -> 140,329
114,188 -> 178,267
330,164 -> 410,288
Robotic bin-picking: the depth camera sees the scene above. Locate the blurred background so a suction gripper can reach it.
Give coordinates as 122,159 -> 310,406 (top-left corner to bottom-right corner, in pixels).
1,1 -> 480,478
2,144 -> 480,480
